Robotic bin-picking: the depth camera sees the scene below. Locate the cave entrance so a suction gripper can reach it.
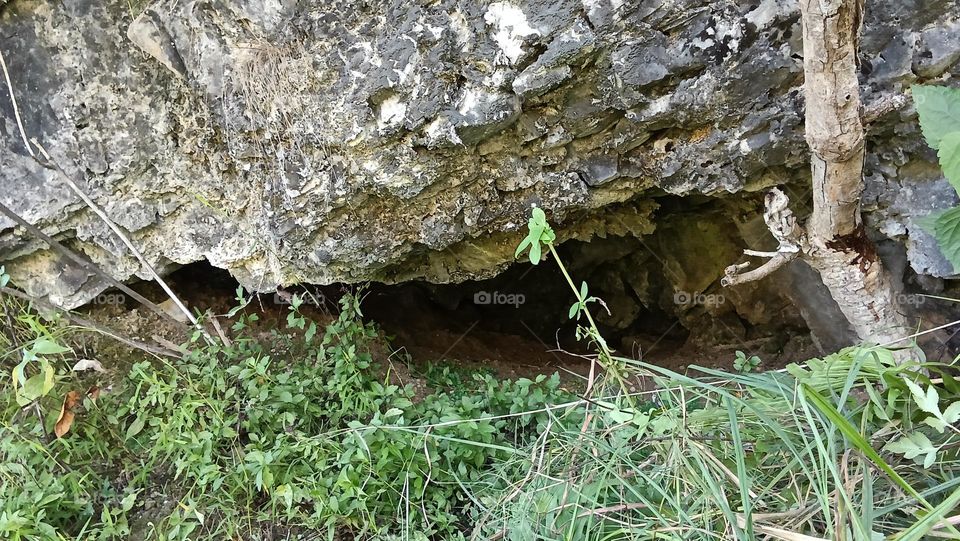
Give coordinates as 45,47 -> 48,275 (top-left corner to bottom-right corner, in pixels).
133,241 -> 817,381
94,195 -> 826,377
360,239 -> 691,377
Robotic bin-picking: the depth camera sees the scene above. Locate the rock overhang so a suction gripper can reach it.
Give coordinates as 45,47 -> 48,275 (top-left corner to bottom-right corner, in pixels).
0,0 -> 957,309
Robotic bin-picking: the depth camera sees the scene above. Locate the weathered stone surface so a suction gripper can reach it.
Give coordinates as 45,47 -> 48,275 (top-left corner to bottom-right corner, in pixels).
0,0 -> 958,311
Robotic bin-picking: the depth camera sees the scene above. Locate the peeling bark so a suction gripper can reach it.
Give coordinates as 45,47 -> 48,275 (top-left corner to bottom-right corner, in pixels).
799,0 -> 910,345
724,0 -> 912,348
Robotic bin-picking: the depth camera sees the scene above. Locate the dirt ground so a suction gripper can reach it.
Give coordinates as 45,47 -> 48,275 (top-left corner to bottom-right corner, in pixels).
74,263 -> 835,399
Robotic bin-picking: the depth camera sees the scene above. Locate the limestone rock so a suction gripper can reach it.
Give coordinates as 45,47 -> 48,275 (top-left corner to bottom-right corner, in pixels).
0,0 -> 958,310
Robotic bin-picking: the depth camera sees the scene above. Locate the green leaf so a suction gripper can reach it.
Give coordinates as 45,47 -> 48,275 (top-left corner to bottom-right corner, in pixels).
121,492 -> 138,512
16,361 -> 55,406
276,484 -> 294,510
927,207 -> 960,272
531,207 -> 546,224
579,281 -> 588,300
923,416 -> 948,433
913,85 -> 960,150
528,239 -> 541,264
540,227 -> 556,244
916,211 -> 944,235
11,358 -> 29,387
943,401 -> 960,424
514,235 -> 532,259
30,338 -> 70,356
568,302 -> 579,320
19,374 -> 45,405
939,132 -> 960,194
607,408 -> 634,424
884,432 -> 936,461
126,416 -> 147,440
42,362 -> 54,395
904,378 -> 942,417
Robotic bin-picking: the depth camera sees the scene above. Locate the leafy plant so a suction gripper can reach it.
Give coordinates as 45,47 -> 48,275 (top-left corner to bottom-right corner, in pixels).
913,84 -> 960,271
733,350 -> 761,373
4,223 -> 960,539
514,206 -> 626,393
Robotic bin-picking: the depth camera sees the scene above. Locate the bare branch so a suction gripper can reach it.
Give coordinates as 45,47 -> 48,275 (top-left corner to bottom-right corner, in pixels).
722,253 -> 796,287
721,187 -> 804,287
0,45 -> 215,345
31,140 -> 206,335
0,48 -> 34,158
863,92 -> 910,126
0,200 -> 187,328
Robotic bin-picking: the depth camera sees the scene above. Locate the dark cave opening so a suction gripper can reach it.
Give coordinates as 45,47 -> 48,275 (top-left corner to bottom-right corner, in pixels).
81,193 -> 889,375
115,233 -> 823,376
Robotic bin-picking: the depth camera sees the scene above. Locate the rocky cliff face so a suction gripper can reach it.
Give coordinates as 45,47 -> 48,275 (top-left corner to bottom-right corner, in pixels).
1,0 -> 958,325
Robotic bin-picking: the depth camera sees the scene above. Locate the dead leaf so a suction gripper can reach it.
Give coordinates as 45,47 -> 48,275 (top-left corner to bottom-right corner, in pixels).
72,359 -> 105,373
54,391 -> 82,438
87,385 -> 100,401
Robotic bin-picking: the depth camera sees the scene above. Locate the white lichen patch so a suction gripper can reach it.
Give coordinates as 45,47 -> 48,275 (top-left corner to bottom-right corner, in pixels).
378,95 -> 407,130
457,87 -> 483,116
581,0 -> 624,23
746,0 -> 790,29
483,2 -> 539,65
714,19 -> 743,58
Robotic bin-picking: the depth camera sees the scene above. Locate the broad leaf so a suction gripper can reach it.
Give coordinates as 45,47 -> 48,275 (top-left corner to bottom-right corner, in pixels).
904,378 -> 942,417
944,401 -> 960,424
924,416 -> 949,433
528,239 -> 541,264
607,408 -> 634,424
17,362 -> 54,406
884,432 -> 936,468
916,211 -> 945,235
126,416 -> 147,440
913,85 -> 960,149
939,132 -> 960,194
927,207 -> 960,272
531,207 -> 547,224
514,235 -> 532,258
31,338 -> 70,356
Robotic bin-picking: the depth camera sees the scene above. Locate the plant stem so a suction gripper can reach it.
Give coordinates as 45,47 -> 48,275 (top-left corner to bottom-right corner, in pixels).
547,243 -> 623,397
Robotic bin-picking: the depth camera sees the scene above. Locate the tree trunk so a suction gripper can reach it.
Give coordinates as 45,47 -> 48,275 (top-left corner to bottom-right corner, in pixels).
724,0 -> 912,348
799,0 -> 910,345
